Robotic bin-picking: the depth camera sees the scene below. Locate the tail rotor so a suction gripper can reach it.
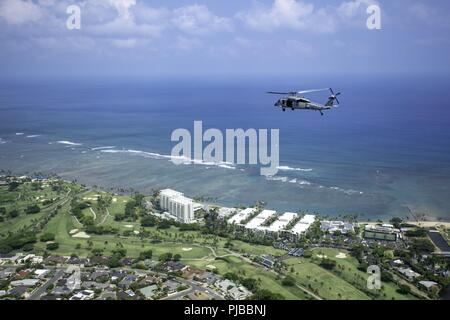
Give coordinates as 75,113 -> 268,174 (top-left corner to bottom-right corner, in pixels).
329,88 -> 341,104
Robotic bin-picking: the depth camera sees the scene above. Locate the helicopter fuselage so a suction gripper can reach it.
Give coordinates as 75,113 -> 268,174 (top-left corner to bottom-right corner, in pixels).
275,96 -> 331,114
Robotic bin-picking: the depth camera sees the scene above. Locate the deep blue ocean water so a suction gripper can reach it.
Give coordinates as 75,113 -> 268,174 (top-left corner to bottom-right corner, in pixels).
1,75 -> 450,219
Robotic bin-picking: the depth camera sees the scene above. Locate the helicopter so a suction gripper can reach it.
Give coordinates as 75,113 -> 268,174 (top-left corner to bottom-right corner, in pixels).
267,88 -> 341,116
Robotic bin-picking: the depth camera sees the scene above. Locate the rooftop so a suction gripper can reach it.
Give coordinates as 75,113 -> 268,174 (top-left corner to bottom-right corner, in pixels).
245,210 -> 276,230
267,212 -> 297,232
228,208 -> 256,225
291,215 -> 316,235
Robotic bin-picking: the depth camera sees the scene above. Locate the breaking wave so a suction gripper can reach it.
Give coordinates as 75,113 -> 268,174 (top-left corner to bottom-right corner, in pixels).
91,146 -> 116,151
266,175 -> 312,186
266,174 -> 363,195
277,165 -> 313,172
57,140 -> 83,146
100,149 -> 236,170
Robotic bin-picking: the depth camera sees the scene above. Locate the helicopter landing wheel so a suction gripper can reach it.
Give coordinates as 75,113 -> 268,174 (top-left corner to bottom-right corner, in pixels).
282,108 -> 286,112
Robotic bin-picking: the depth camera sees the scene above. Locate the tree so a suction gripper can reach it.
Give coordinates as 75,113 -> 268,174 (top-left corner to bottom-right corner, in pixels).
8,181 -> 20,191
25,205 -> 41,215
389,217 -> 403,229
46,242 -> 59,251
319,258 -> 337,270
40,233 -> 55,242
138,250 -> 153,261
173,254 -> 182,261
381,271 -> 394,283
141,215 -> 157,227
159,252 -> 173,262
405,228 -> 427,237
223,272 -> 239,281
251,289 -> 284,300
157,220 -> 171,229
281,276 -> 296,287
8,209 -> 19,218
114,214 -> 125,221
108,255 -> 122,268
410,238 -> 435,254
241,278 -> 259,292
396,284 -> 411,295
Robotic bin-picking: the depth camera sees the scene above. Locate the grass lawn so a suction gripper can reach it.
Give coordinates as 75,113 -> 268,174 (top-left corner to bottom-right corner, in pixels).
35,203 -> 213,259
284,258 -> 370,300
188,255 -> 310,300
308,247 -> 417,300
230,240 -> 285,256
0,183 -> 69,235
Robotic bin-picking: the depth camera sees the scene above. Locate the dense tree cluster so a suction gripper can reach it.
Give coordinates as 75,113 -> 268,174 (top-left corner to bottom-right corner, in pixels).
0,231 -> 37,253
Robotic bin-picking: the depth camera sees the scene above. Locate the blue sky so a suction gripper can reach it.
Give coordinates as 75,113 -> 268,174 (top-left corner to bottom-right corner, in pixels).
1,0 -> 450,77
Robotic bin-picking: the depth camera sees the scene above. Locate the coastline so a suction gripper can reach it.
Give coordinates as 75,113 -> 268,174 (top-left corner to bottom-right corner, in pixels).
362,221 -> 450,228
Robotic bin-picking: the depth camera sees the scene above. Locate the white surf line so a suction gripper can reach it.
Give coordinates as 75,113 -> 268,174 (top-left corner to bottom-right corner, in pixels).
89,207 -> 97,220
91,146 -> 116,151
57,140 -> 82,146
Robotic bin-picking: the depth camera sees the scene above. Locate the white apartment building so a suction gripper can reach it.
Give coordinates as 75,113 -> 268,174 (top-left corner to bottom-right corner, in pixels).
228,208 -> 257,225
267,212 -> 297,233
245,209 -> 276,230
159,189 -> 195,224
291,214 -> 316,236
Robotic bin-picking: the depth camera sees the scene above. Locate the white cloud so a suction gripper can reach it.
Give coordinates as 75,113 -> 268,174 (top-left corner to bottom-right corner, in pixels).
108,0 -> 135,19
86,0 -> 164,40
237,0 -> 316,32
237,0 -> 378,33
0,0 -> 43,25
337,0 -> 375,19
132,3 -> 169,25
88,15 -> 162,38
173,4 -> 232,35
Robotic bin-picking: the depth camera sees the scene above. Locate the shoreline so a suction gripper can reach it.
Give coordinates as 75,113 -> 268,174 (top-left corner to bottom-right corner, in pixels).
361,221 -> 450,228
2,169 -> 450,223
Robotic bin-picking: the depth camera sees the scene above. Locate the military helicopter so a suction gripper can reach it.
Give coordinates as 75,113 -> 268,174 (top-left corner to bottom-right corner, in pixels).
267,88 -> 341,116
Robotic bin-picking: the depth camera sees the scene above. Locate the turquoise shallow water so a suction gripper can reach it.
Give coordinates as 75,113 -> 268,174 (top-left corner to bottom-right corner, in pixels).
1,75 -> 450,219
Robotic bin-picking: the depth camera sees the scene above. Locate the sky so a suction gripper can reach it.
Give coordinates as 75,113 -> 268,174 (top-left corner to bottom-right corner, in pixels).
0,0 -> 450,77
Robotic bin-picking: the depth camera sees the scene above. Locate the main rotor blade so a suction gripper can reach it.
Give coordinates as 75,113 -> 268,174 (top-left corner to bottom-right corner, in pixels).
267,91 -> 290,95
297,88 -> 329,94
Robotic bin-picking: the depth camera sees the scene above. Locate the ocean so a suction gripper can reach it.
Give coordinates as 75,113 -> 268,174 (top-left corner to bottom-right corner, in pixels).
1,75 -> 450,220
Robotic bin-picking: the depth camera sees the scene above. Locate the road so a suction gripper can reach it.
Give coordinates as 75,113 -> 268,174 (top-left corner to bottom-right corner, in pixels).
28,269 -> 65,300
90,207 -> 97,220
98,207 -> 111,225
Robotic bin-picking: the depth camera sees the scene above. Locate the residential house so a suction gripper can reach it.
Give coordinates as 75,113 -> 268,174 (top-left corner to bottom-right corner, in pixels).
216,279 -> 252,300
118,275 -> 137,289
8,285 -> 29,298
397,267 -> 421,281
69,290 -> 95,300
419,280 -> 440,292
139,284 -> 158,299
